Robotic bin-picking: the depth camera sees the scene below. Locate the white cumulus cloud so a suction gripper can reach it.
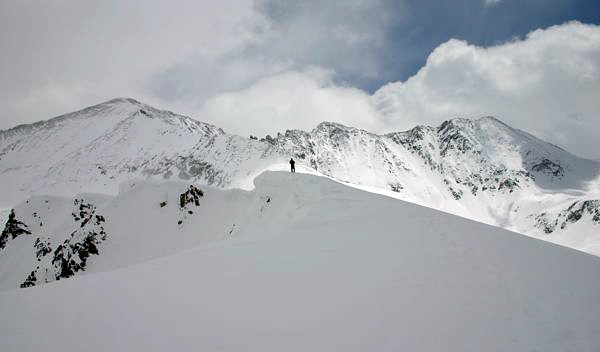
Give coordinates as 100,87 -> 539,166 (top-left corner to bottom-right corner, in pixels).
194,21 -> 600,159
372,21 -> 600,159
198,68 -> 382,136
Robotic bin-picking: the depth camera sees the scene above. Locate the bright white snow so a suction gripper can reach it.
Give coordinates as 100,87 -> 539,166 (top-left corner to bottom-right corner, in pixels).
1,98 -> 599,255
1,171 -> 599,351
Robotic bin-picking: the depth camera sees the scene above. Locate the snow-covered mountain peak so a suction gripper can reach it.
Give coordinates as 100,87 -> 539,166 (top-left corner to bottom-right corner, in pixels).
90,97 -> 225,134
0,97 -> 223,140
101,97 -> 143,106
1,98 -> 600,255
313,121 -> 359,132
388,115 -> 578,173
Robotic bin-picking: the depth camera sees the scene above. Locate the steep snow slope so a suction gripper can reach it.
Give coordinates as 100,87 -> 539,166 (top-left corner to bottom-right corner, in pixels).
1,172 -> 599,351
0,180 -> 276,291
1,98 -> 599,255
0,98 -> 279,203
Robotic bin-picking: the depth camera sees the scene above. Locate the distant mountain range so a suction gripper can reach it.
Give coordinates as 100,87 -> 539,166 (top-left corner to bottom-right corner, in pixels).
1,98 -> 599,256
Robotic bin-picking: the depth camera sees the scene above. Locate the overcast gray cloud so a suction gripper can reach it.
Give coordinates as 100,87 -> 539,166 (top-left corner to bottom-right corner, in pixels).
145,0 -> 404,108
0,0 -> 259,126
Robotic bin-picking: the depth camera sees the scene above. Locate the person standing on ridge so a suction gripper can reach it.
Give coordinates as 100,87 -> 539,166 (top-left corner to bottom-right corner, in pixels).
289,158 -> 295,173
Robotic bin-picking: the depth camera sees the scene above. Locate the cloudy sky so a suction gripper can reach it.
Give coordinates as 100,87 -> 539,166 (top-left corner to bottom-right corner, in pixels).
1,0 -> 599,158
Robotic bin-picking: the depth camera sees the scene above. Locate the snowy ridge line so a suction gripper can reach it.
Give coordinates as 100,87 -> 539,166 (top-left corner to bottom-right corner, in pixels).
0,98 -> 599,256
1,171 -> 599,351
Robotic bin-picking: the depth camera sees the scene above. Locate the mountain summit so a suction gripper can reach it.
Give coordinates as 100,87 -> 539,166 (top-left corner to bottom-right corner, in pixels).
1,98 -> 599,255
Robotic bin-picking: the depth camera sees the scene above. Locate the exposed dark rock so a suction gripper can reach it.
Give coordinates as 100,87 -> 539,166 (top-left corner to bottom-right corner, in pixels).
20,271 -> 37,288
260,135 -> 276,145
34,237 -> 52,259
17,201 -> 108,287
498,179 -> 519,192
449,187 -> 463,200
534,213 -> 556,234
533,200 -> 600,233
531,159 -> 564,177
51,227 -> 106,281
72,199 -> 93,222
180,185 -> 204,208
389,183 -> 403,193
0,209 -> 31,250
562,200 -> 600,227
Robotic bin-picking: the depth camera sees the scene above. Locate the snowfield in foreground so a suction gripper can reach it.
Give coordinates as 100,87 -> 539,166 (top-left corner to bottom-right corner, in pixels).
1,171 -> 599,351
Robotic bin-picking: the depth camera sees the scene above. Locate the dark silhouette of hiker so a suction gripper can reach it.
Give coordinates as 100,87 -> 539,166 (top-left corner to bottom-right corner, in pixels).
289,158 -> 295,173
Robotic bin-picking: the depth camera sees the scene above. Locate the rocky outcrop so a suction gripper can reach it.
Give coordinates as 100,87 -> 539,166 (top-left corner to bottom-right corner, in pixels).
531,158 -> 565,177
52,200 -> 107,281
19,200 -> 108,288
534,200 -> 600,234
34,237 -> 52,260
177,185 -> 205,225
0,209 -> 31,250
180,185 -> 204,208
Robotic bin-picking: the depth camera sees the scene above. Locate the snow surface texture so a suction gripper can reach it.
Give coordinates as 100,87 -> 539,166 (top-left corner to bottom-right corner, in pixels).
1,98 -> 599,256
1,172 -> 599,351
0,181 -> 259,291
